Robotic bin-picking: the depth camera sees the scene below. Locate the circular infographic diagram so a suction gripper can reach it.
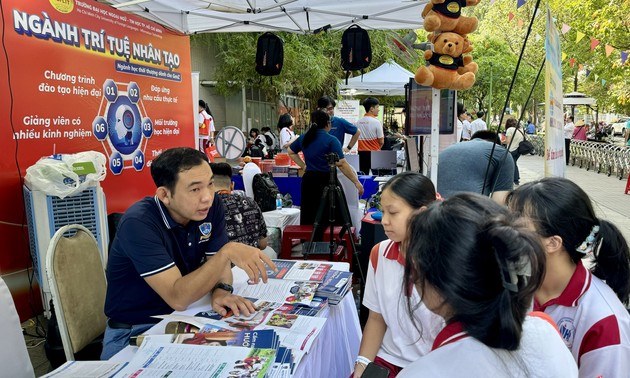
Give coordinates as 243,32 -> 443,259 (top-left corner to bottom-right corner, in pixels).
93,80 -> 153,174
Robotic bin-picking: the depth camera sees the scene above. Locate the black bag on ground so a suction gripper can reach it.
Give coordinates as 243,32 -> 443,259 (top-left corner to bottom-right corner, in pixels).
255,32 -> 284,76
341,25 -> 372,83
253,172 -> 281,212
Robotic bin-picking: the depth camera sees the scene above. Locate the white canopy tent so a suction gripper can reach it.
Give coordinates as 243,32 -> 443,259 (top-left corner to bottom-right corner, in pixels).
338,61 -> 414,97
563,91 -> 597,106
106,0 -> 427,34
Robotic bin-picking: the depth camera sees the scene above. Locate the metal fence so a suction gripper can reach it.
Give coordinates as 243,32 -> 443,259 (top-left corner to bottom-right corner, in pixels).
527,135 -> 630,180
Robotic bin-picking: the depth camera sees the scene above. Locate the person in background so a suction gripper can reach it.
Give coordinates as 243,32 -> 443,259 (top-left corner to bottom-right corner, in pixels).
103,148 -> 276,359
246,128 -> 265,158
563,116 -> 575,165
437,130 -> 514,204
209,162 -> 275,259
572,119 -> 588,141
625,118 -> 630,146
317,95 -> 361,153
398,193 -> 578,377
456,102 -> 469,142
261,126 -> 279,154
469,110 -> 487,136
504,117 -> 524,185
526,119 -> 536,134
278,113 -> 296,153
198,100 -> 215,151
508,177 -> 630,377
353,172 -> 444,378
288,109 -> 364,230
356,97 -> 384,151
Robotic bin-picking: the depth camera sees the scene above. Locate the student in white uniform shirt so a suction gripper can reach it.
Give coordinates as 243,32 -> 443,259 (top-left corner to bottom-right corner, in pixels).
508,177 -> 630,378
397,193 -> 577,378
353,172 -> 444,377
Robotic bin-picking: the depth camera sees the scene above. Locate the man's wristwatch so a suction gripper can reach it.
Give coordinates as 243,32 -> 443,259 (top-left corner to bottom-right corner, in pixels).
213,282 -> 234,294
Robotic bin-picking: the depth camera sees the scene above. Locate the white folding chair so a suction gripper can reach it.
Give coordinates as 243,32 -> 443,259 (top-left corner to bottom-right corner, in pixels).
0,276 -> 35,377
337,165 -> 362,235
46,224 -> 107,361
242,162 -> 262,199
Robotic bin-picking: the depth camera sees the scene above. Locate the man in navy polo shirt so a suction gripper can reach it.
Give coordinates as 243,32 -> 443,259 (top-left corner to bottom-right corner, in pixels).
102,147 -> 276,359
318,95 -> 361,153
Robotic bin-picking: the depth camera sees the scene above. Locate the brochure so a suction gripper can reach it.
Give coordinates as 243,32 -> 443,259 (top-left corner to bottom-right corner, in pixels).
265,259 -> 332,282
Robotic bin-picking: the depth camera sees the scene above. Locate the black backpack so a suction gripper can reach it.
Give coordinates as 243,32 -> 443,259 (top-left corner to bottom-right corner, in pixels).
255,32 -> 284,76
341,25 -> 372,83
252,172 -> 281,212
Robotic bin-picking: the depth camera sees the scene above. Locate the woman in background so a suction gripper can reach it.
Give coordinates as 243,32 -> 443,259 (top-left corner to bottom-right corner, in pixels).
288,109 -> 363,230
278,113 -> 296,153
198,100 -> 215,151
504,117 -> 524,185
398,193 -> 577,377
353,172 -> 443,378
508,177 -> 630,378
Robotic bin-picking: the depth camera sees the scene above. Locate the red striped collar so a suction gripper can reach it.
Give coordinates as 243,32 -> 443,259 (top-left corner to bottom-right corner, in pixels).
535,260 -> 591,311
383,241 -> 406,267
432,321 -> 468,351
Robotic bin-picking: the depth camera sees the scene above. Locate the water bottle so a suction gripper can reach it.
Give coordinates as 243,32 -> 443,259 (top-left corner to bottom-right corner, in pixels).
275,193 -> 283,210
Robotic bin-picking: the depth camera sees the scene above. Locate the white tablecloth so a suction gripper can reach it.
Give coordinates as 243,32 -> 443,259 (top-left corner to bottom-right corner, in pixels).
263,208 -> 301,231
111,263 -> 362,378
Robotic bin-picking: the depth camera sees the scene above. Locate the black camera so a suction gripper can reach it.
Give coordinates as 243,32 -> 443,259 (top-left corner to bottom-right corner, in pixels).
325,152 -> 339,165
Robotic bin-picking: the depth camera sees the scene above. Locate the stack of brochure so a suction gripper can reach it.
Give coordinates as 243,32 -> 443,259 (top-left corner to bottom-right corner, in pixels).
315,269 -> 353,305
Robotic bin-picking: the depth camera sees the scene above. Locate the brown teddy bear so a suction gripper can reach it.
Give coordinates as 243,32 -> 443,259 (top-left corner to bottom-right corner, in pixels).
426,32 -> 478,75
415,32 -> 476,90
422,0 -> 480,35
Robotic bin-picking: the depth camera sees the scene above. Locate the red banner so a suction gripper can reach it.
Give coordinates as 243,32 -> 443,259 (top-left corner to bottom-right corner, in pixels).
0,0 -> 193,318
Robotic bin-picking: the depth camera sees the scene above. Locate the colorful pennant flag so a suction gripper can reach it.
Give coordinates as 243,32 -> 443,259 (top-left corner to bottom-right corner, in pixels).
578,64 -> 584,71
561,24 -> 571,34
590,38 -> 600,51
490,0 -> 496,4
508,12 -> 515,22
561,52 -> 567,61
621,51 -> 629,64
605,45 -> 614,57
535,34 -> 542,42
517,0 -> 526,8
517,19 -> 524,28
601,79 -> 606,86
585,69 -> 591,77
576,31 -> 585,43
570,58 -> 575,67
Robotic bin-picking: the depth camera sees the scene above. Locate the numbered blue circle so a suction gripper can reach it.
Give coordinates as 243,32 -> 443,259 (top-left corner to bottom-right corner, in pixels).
106,96 -> 142,155
109,152 -> 124,175
127,82 -> 140,103
103,79 -> 118,102
132,150 -> 145,171
142,117 -> 153,138
92,116 -> 108,141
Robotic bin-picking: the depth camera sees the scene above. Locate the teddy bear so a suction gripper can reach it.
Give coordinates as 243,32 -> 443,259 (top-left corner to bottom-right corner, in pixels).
422,0 -> 480,35
415,32 -> 476,90
426,32 -> 478,75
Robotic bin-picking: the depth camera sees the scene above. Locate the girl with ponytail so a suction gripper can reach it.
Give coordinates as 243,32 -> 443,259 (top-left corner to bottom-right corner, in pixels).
288,109 -> 364,228
399,193 -> 577,377
508,177 -> 630,377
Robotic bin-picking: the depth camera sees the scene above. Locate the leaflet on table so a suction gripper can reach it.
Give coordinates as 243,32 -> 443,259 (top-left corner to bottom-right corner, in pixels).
257,313 -> 327,352
266,346 -> 295,378
42,361 -> 126,378
238,280 -> 320,306
264,259 -> 332,282
112,344 -> 276,378
317,270 -> 353,295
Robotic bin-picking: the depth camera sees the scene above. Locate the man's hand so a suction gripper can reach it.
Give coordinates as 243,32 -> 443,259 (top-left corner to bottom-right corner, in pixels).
222,243 -> 278,283
211,290 -> 256,317
343,147 -> 351,154
355,182 -> 365,196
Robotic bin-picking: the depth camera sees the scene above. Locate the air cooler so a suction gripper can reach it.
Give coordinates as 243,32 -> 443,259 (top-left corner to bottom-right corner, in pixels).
23,181 -> 108,318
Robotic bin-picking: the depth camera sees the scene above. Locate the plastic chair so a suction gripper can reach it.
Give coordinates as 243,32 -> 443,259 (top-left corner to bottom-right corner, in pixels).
46,224 -> 107,362
242,162 -> 262,199
0,276 -> 35,377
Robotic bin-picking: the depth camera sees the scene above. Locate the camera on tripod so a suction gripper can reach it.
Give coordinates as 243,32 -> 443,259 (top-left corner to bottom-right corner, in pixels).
325,152 -> 340,166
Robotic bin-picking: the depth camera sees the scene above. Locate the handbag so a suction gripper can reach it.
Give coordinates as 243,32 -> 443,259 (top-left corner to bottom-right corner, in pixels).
517,129 -> 534,155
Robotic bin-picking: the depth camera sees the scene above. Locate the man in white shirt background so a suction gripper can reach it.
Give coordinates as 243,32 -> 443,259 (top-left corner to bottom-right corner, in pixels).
469,111 -> 487,136
563,116 -> 575,165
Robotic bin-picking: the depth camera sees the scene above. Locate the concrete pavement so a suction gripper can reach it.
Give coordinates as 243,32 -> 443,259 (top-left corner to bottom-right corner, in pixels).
516,154 -> 630,242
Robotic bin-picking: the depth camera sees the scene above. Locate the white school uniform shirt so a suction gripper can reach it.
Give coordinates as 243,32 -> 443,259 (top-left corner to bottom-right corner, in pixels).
279,127 -> 295,153
469,118 -> 487,136
535,261 -> 630,378
398,315 -> 578,378
363,240 -> 444,367
461,119 -> 472,140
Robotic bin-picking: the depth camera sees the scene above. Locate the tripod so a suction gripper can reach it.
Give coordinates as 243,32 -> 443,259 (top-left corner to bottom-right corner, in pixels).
304,153 -> 365,283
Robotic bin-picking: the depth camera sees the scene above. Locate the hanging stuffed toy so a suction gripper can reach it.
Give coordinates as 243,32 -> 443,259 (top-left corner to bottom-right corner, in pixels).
415,32 -> 476,90
422,0 -> 480,35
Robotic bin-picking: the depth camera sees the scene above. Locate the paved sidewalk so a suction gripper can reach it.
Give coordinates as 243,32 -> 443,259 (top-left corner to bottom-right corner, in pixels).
516,154 -> 630,242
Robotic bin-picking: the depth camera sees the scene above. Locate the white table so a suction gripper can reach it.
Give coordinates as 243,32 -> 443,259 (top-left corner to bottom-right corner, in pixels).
111,263 -> 361,378
263,208 -> 301,231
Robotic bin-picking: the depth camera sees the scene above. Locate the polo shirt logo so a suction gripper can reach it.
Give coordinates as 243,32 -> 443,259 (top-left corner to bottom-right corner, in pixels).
199,222 -> 212,242
557,317 -> 575,348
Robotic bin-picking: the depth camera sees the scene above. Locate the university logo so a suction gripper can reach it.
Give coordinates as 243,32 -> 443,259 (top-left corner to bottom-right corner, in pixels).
557,317 -> 575,348
198,222 -> 212,242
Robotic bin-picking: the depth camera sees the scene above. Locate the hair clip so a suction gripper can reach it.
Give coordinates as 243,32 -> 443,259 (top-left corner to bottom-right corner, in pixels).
576,225 -> 600,255
435,192 -> 444,202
